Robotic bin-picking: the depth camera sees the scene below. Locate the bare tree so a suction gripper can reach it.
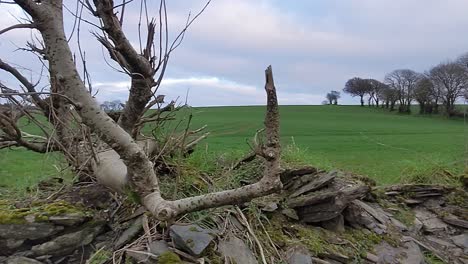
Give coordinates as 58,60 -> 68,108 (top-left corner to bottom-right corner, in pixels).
100,100 -> 125,112
0,0 -> 283,220
414,76 -> 434,114
456,52 -> 468,70
343,77 -> 371,106
384,69 -> 420,113
429,62 -> 468,116
367,79 -> 387,107
331,90 -> 340,105
326,90 -> 340,105
380,85 -> 399,111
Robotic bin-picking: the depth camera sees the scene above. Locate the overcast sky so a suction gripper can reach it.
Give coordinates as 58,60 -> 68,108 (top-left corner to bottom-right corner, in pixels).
1,0 -> 468,106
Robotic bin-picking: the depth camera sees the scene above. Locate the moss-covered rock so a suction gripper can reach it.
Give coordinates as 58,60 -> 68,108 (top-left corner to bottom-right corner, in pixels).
259,213 -> 391,262
157,251 -> 183,264
0,199 -> 92,225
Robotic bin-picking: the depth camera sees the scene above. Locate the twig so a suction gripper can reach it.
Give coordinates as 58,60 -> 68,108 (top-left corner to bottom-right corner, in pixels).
235,207 -> 267,264
257,214 -> 282,260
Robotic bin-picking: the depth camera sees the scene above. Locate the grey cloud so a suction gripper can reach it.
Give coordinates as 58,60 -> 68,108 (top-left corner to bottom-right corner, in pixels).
2,1 -> 468,106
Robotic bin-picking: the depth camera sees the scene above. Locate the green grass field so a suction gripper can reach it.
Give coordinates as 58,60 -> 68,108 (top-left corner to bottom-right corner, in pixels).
1,105 -> 465,192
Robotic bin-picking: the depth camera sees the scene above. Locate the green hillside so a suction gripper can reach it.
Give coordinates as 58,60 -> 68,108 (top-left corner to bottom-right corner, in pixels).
0,105 -> 465,192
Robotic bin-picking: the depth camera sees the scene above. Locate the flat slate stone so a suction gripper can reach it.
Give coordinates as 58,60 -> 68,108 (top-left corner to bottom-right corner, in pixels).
321,214 -> 345,233
31,224 -> 103,256
414,209 -> 447,233
451,233 -> 468,254
443,215 -> 468,229
125,248 -> 158,264
261,202 -> 278,212
6,257 -> 43,264
148,240 -> 170,256
282,208 -> 299,220
289,171 -> 337,198
389,217 -> 408,231
427,236 -> 456,249
48,213 -> 86,226
114,216 -> 143,249
285,245 -> 313,264
0,223 -> 63,240
170,224 -> 218,256
400,241 -> 425,264
374,240 -> 425,264
218,236 -> 257,264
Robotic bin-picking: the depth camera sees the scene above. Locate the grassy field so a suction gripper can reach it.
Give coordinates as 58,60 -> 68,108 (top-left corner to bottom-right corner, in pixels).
0,105 -> 465,192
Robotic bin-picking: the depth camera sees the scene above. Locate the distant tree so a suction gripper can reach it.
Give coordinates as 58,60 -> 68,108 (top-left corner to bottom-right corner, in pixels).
384,69 -> 420,113
343,77 -> 372,106
456,52 -> 468,70
100,101 -> 111,111
414,77 -> 434,114
380,86 -> 399,111
368,79 -> 386,107
429,62 -> 468,116
325,91 -> 341,105
326,93 -> 334,105
100,100 -> 125,112
331,90 -> 340,105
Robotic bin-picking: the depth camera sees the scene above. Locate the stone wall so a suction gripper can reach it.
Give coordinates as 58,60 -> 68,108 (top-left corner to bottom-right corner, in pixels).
0,200 -> 108,264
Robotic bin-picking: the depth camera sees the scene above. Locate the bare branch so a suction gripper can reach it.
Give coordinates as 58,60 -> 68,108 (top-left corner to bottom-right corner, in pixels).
143,66 -> 282,220
0,58 -> 49,112
0,111 -> 52,153
0,140 -> 19,149
93,0 -> 153,75
0,23 -> 36,35
0,90 -> 80,109
168,0 -> 212,53
12,0 -> 41,18
185,131 -> 209,150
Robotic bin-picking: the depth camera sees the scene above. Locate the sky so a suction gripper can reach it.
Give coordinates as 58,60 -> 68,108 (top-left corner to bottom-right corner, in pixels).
1,0 -> 468,106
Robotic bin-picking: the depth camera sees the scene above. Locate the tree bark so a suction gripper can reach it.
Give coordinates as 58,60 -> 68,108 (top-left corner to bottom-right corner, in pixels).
11,0 -> 283,221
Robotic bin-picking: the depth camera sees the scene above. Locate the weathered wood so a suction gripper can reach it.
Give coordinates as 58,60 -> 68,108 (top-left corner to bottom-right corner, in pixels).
289,171 -> 337,198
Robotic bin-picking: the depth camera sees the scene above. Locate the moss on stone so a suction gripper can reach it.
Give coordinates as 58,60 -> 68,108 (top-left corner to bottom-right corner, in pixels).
259,212 -> 389,262
124,187 -> 142,205
446,189 -> 468,207
87,249 -> 112,264
393,207 -> 415,227
203,242 -> 223,264
0,199 -> 91,224
157,251 -> 183,264
189,226 -> 199,232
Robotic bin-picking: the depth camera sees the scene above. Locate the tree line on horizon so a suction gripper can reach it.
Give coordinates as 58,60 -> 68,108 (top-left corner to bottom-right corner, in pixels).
342,52 -> 468,116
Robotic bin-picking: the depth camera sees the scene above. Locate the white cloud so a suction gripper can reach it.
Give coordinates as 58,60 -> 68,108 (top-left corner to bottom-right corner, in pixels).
93,75 -> 327,106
